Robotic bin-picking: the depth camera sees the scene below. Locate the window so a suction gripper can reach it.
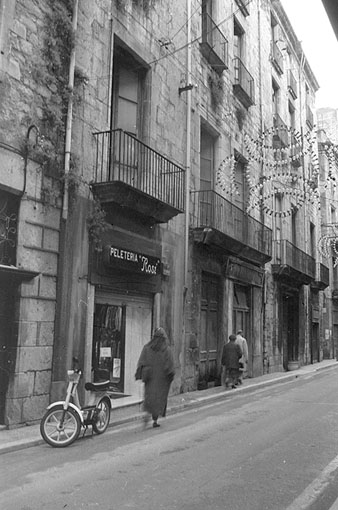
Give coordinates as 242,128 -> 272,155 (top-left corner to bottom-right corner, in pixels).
310,222 -> 316,258
200,127 -> 214,191
111,44 -> 147,137
234,18 -> 245,60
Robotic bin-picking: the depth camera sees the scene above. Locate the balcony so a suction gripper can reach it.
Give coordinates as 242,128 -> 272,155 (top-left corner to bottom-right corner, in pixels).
191,190 -> 272,266
235,0 -> 249,16
311,262 -> 330,290
271,42 -> 284,74
92,129 -> 185,224
288,70 -> 298,99
306,105 -> 314,129
272,240 -> 316,285
200,12 -> 229,74
233,58 -> 255,108
273,113 -> 289,148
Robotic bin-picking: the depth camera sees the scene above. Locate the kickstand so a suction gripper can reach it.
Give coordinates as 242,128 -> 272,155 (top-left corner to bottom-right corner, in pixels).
82,425 -> 89,438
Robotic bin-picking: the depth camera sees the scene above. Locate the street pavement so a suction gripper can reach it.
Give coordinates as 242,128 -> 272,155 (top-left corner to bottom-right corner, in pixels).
1,358 -> 337,456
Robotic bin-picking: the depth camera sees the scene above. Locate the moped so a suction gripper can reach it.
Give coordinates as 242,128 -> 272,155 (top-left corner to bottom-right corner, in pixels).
40,358 -> 111,447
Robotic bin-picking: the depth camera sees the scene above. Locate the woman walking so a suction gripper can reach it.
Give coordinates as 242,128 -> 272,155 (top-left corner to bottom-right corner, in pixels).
135,327 -> 175,428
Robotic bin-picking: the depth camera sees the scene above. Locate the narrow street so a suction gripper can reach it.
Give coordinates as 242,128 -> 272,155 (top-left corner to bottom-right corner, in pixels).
2,368 -> 338,510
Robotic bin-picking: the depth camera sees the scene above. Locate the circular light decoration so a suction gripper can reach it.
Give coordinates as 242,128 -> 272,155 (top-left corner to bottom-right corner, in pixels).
318,229 -> 338,267
244,125 -> 320,217
216,155 -> 240,196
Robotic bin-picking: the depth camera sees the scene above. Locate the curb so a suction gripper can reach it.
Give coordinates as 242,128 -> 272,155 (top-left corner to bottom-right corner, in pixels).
1,363 -> 337,455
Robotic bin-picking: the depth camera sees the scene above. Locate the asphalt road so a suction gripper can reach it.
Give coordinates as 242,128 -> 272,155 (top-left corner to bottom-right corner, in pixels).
2,369 -> 338,510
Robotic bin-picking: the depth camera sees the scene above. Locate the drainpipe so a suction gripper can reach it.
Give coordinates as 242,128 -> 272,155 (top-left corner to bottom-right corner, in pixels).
182,0 -> 192,391
62,0 -> 79,220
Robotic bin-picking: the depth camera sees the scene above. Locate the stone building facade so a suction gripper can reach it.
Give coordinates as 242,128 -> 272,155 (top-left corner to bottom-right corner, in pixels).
0,0 -> 332,427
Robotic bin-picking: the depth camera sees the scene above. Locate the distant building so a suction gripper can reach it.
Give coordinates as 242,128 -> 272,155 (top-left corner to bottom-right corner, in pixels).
317,108 -> 338,145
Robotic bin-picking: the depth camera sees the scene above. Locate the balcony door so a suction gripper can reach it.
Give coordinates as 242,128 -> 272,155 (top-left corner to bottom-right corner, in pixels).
200,127 -> 214,225
111,45 -> 145,184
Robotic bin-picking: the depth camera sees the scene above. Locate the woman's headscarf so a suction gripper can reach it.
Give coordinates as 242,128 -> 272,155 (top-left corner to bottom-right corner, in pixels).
148,327 -> 169,352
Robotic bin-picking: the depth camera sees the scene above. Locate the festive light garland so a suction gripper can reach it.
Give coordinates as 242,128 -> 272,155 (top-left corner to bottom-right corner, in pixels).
243,124 -> 320,217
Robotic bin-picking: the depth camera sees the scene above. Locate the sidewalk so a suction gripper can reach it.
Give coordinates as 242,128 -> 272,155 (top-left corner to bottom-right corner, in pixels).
1,359 -> 337,455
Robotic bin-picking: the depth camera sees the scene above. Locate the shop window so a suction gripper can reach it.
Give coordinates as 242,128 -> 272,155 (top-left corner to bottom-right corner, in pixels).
92,304 -> 126,391
0,189 -> 19,266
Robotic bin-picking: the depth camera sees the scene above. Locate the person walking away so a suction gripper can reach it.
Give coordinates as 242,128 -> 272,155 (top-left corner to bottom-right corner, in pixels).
235,330 -> 248,384
135,327 -> 175,428
221,334 -> 242,389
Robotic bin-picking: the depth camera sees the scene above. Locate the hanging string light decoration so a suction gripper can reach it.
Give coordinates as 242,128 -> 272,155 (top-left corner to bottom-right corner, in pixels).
244,124 -> 320,217
322,143 -> 338,190
318,224 -> 338,267
216,155 -> 240,196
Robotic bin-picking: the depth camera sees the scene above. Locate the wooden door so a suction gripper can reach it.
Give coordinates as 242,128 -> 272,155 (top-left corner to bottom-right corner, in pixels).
200,274 -> 220,385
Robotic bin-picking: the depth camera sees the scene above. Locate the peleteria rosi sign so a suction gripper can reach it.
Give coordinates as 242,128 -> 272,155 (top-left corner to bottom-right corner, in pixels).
103,245 -> 161,276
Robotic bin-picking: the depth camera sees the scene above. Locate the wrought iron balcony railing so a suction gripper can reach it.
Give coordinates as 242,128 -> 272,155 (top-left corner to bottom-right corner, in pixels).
93,129 -> 185,213
316,262 -> 330,288
271,42 -> 284,74
288,70 -> 297,99
191,190 -> 272,260
273,239 -> 316,281
235,0 -> 249,16
233,57 -> 255,108
200,12 -> 228,74
273,113 -> 289,147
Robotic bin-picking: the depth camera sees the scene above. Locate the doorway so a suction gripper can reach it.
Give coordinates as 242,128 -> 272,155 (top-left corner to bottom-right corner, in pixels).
93,292 -> 153,397
200,273 -> 220,386
0,279 -> 16,424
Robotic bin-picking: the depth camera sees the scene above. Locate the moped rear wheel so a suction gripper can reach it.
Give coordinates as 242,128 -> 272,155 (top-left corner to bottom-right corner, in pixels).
92,398 -> 111,434
40,404 -> 81,447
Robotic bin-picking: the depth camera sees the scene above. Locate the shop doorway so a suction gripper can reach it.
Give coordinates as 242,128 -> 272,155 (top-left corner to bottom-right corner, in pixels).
233,284 -> 250,374
282,293 -> 299,369
93,293 -> 153,397
0,280 -> 16,424
311,322 -> 319,363
199,273 -> 220,387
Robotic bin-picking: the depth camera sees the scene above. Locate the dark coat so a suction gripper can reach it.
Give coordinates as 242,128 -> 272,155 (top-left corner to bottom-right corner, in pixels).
136,336 -> 175,418
221,341 -> 242,369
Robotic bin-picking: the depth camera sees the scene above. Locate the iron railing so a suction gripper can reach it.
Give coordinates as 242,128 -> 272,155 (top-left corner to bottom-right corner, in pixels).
273,113 -> 289,147
233,57 -> 255,106
235,0 -> 249,16
93,129 -> 185,211
316,262 -> 330,287
288,70 -> 297,99
201,12 -> 228,72
274,239 -> 316,279
271,42 -> 283,74
191,190 -> 272,257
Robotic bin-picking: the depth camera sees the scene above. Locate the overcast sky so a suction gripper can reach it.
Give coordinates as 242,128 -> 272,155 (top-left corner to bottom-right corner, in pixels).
281,0 -> 338,110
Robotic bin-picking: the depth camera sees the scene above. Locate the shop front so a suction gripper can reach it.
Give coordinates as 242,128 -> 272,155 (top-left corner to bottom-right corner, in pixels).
88,227 -> 162,402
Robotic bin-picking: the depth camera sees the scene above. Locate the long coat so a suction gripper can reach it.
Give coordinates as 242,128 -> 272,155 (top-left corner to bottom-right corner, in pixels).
136,343 -> 175,418
221,341 -> 242,369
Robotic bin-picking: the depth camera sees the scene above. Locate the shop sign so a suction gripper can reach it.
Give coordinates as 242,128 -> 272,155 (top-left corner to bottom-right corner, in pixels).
103,245 -> 161,276
225,258 -> 264,287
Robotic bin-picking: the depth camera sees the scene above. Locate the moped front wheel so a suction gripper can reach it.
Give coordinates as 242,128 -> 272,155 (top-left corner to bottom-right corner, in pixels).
40,404 -> 81,447
92,398 -> 111,434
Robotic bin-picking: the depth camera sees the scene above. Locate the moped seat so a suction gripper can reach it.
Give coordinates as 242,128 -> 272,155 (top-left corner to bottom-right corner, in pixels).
85,380 -> 110,392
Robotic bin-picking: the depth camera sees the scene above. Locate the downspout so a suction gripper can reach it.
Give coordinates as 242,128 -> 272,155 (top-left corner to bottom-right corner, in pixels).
62,0 -> 79,220
182,0 -> 192,391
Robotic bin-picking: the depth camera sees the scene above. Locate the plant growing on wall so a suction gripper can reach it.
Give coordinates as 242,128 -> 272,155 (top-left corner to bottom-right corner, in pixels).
87,199 -> 109,250
208,74 -> 225,110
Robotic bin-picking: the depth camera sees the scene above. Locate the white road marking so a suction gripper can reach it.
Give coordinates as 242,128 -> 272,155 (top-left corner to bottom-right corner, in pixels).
285,454 -> 338,510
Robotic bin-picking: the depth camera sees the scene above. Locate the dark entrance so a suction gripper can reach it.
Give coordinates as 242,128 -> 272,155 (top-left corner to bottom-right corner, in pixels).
199,273 -> 220,387
282,292 -> 299,369
0,278 -> 16,423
